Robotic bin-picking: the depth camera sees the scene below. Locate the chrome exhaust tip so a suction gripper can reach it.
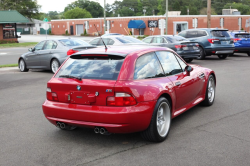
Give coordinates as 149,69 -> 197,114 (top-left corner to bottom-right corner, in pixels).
94,127 -> 100,134
100,128 -> 106,135
60,122 -> 66,129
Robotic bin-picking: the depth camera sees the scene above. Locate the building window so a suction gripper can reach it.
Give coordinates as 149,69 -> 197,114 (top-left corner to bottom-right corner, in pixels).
192,18 -> 198,28
3,24 -> 16,39
58,25 -> 59,28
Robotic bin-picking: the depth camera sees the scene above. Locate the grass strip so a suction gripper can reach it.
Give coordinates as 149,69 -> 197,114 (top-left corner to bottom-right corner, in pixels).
0,42 -> 38,48
0,64 -> 18,68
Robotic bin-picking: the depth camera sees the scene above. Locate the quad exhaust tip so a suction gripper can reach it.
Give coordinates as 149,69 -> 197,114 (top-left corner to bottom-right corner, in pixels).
94,127 -> 100,134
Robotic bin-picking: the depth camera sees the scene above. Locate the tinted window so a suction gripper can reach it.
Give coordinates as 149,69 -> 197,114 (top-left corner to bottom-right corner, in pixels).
143,37 -> 153,43
34,41 -> 46,51
116,36 -> 144,43
44,40 -> 57,50
89,39 -> 100,46
56,58 -> 124,80
178,31 -> 187,38
197,30 -> 207,37
59,39 -> 91,46
235,34 -> 250,38
156,51 -> 182,76
186,31 -> 198,38
211,30 -> 230,37
134,52 -> 164,79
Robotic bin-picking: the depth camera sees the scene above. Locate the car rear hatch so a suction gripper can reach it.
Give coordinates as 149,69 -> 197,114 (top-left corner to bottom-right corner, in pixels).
47,53 -> 124,106
175,41 -> 199,52
234,33 -> 250,47
209,30 -> 234,47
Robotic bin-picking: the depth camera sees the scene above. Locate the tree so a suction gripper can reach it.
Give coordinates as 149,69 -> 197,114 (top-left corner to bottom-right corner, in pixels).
0,0 -> 40,18
64,0 -> 103,18
64,7 -> 92,19
48,11 -> 59,20
223,2 -> 250,15
136,0 -> 143,16
172,1 -> 180,11
157,0 -> 165,15
180,6 -> 187,15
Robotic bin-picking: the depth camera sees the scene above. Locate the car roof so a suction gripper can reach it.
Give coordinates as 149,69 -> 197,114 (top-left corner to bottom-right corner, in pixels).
73,45 -> 171,57
183,28 -> 228,31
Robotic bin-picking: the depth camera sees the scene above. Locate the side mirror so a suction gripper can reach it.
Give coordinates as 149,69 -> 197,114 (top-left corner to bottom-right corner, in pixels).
28,48 -> 33,52
185,66 -> 193,75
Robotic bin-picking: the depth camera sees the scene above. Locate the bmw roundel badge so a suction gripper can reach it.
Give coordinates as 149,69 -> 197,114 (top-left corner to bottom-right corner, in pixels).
77,85 -> 81,91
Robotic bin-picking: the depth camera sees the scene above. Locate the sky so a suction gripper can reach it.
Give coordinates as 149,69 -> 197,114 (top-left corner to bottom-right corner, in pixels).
37,0 -> 119,13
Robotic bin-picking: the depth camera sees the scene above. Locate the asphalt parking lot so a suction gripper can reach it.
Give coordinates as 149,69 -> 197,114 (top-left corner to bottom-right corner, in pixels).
0,53 -> 250,166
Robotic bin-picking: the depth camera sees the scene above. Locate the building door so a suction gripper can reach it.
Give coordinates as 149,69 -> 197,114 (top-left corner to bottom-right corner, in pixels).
173,22 -> 188,35
139,29 -> 144,35
76,24 -> 84,36
70,25 -> 74,35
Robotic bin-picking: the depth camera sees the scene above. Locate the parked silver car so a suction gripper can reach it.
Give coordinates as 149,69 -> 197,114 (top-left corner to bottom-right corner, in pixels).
18,38 -> 96,73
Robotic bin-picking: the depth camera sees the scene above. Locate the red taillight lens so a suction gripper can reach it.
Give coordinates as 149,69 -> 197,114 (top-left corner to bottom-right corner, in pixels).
233,38 -> 241,43
47,88 -> 58,101
175,45 -> 187,49
207,39 -> 219,44
67,49 -> 78,56
107,93 -> 137,106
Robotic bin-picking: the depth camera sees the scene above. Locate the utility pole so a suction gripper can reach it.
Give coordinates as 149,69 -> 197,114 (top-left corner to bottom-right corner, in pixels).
165,0 -> 168,35
207,0 -> 211,28
104,0 -> 106,32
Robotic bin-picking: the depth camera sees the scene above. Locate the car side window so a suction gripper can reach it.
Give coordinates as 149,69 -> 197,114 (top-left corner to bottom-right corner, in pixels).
34,41 -> 46,51
178,31 -> 187,38
152,37 -> 162,44
197,30 -> 207,37
174,55 -> 187,71
44,40 -> 57,50
98,38 -> 114,46
155,51 -> 183,76
134,52 -> 164,80
186,31 -> 198,38
143,37 -> 153,43
89,39 -> 100,46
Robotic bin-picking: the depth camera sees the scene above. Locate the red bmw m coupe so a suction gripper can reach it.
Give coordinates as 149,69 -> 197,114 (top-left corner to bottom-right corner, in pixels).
42,45 -> 216,142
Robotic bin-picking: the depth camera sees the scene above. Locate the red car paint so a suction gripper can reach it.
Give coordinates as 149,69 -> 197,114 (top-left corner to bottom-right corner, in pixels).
42,46 -> 215,133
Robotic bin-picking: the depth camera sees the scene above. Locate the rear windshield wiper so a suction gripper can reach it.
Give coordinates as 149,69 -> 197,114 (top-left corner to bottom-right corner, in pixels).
59,75 -> 82,81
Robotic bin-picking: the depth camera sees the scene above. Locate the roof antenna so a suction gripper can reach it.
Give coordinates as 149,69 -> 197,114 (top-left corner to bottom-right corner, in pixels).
94,24 -> 108,51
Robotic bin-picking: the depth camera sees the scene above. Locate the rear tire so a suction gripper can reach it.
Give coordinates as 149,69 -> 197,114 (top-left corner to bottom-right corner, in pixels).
201,75 -> 216,106
51,59 -> 60,74
140,97 -> 171,142
19,59 -> 29,72
218,54 -> 228,59
197,47 -> 205,60
184,58 -> 193,63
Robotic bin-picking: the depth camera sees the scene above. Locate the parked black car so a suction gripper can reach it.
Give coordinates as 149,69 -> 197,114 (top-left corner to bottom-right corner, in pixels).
143,35 -> 200,62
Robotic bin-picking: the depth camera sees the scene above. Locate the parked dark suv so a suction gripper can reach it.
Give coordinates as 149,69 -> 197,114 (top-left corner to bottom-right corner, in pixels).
178,28 -> 235,59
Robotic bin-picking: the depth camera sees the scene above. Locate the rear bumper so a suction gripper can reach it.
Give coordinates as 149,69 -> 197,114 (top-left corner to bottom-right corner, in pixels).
177,51 -> 200,59
42,100 -> 156,133
234,47 -> 250,53
205,47 -> 235,55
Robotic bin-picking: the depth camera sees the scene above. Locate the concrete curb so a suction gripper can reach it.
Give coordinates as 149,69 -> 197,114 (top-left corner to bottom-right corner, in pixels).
0,67 -> 19,71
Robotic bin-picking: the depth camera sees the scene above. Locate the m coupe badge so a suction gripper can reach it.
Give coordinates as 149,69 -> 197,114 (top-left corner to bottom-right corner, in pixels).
77,85 -> 81,91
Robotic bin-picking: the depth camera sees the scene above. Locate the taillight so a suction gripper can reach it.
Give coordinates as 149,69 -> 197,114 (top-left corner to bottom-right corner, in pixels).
233,38 -> 241,43
207,39 -> 219,44
107,93 -> 137,106
47,87 -> 58,101
67,49 -> 78,56
175,45 -> 187,49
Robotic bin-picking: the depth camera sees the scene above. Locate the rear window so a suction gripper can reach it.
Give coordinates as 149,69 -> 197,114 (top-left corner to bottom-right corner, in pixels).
116,36 -> 144,43
167,36 -> 189,43
59,39 -> 91,47
235,34 -> 250,38
211,30 -> 230,37
56,57 -> 124,80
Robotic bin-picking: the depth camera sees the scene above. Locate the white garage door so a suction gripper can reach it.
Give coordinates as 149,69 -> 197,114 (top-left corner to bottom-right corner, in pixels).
76,24 -> 84,35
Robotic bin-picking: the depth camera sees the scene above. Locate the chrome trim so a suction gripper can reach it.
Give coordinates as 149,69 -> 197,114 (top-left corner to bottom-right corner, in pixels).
215,50 -> 234,54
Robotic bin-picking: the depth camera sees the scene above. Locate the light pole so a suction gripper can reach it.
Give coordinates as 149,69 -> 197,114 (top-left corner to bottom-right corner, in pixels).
104,0 -> 106,32
165,0 -> 168,35
143,9 -> 146,16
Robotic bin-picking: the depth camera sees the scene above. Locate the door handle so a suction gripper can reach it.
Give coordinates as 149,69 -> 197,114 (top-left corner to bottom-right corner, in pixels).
175,82 -> 181,86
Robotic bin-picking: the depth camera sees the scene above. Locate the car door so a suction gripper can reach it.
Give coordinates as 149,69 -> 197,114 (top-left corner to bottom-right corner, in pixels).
155,51 -> 201,111
25,41 -> 46,68
39,40 -> 57,68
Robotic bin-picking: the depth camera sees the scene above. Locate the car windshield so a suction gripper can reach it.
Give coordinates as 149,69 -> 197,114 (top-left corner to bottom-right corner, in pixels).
55,57 -> 124,80
116,36 -> 144,43
59,39 -> 91,46
211,30 -> 230,37
235,34 -> 250,38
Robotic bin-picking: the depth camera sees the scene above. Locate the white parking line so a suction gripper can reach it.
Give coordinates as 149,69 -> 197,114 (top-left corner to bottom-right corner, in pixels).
0,53 -> 7,55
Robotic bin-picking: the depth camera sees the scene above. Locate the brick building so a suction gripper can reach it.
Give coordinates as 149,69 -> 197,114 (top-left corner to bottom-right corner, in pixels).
51,15 -> 249,36
0,10 -> 29,43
